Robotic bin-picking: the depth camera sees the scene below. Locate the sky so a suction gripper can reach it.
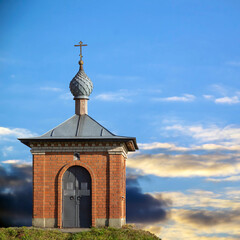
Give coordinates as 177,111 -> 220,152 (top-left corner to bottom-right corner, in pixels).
1,0 -> 240,239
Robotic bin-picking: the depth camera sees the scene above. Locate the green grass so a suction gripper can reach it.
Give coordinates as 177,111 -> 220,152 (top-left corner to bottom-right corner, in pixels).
0,226 -> 160,240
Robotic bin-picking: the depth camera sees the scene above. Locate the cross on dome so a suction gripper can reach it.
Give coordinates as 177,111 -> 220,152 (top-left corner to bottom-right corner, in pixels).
74,41 -> 88,65
70,41 -> 93,102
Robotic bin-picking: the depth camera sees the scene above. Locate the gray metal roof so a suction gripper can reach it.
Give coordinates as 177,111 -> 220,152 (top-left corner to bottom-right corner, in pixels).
41,114 -> 113,138
19,114 -> 138,150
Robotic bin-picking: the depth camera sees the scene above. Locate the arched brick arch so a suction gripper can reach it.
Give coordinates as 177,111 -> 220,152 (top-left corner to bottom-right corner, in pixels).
57,161 -> 96,228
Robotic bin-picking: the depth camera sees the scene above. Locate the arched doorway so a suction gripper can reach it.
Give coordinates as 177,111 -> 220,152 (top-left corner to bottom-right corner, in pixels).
62,166 -> 92,228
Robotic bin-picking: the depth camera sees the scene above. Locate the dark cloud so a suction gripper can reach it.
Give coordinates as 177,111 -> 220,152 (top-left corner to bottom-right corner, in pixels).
180,209 -> 240,227
0,164 -> 32,227
0,163 -> 170,227
126,177 -> 171,224
0,163 -> 31,187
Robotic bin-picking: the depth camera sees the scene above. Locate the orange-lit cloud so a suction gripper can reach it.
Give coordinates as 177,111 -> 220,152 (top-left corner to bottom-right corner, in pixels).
129,124 -> 240,178
127,152 -> 240,177
138,189 -> 240,240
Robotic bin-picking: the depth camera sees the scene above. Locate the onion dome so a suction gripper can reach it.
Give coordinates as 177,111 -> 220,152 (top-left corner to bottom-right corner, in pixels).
69,41 -> 93,99
69,61 -> 93,99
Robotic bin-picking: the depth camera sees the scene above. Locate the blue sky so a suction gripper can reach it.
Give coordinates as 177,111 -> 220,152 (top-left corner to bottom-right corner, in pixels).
1,0 -> 240,239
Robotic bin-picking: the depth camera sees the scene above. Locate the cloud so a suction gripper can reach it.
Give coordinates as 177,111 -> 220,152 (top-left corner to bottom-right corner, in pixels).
142,221 -> 240,240
203,95 -> 214,100
194,143 -> 240,151
215,96 -> 240,104
203,84 -> 240,104
138,141 -> 240,152
2,146 -> 13,156
59,92 -> 72,100
127,120 -> 240,181
95,88 -> 162,102
0,162 -> 32,227
126,121 -> 240,239
138,142 -> 188,151
136,188 -> 240,240
95,89 -> 133,102
210,84 -> 228,96
127,123 -> 240,178
207,175 -> 240,182
0,127 -> 36,140
144,188 -> 240,240
166,208 -> 240,240
2,160 -> 19,164
0,162 -> 32,188
40,87 -> 62,92
96,74 -> 141,81
0,162 -> 170,227
174,209 -> 240,228
126,177 -> 170,224
153,94 -> 195,102
165,124 -> 240,144
153,189 -> 240,210
225,189 -> 240,199
127,152 -> 240,178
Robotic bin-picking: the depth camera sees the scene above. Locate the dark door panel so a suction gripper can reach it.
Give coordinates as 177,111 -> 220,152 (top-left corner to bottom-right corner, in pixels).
62,166 -> 91,228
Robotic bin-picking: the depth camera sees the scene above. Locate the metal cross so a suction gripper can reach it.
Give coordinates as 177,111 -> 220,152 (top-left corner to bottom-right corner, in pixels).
74,41 -> 87,61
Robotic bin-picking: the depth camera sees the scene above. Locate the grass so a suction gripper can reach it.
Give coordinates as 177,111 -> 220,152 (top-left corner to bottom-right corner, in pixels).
0,226 -> 160,240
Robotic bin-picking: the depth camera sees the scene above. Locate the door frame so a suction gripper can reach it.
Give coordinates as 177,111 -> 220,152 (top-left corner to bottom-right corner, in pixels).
57,161 -> 96,228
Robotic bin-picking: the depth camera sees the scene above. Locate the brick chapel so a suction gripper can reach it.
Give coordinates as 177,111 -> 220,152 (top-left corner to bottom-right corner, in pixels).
19,41 -> 138,229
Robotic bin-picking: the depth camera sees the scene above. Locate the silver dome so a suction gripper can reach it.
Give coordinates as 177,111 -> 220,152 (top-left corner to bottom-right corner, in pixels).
69,68 -> 93,98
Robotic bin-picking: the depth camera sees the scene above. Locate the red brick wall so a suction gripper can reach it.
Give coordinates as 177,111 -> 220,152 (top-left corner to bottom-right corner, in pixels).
32,150 -> 126,228
109,154 -> 126,219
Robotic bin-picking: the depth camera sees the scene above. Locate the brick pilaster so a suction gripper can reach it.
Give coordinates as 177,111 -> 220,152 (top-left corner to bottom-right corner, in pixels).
108,154 -> 124,220
33,153 -> 45,222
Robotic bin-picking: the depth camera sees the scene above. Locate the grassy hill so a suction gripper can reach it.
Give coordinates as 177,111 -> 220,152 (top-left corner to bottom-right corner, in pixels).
0,226 -> 160,240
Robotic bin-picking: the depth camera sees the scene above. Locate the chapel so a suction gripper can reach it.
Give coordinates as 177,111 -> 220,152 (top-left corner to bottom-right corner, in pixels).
19,41 -> 138,228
